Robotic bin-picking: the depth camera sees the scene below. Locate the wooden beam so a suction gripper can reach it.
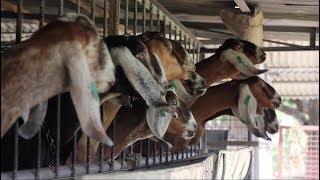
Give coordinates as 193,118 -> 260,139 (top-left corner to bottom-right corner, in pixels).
234,0 -> 251,12
201,46 -> 319,53
108,0 -> 121,35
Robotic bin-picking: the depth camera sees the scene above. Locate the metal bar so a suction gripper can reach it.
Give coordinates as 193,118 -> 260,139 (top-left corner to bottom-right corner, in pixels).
184,34 -> 187,49
168,21 -> 171,40
221,153 -> 226,179
59,0 -> 64,16
146,139 -> 150,166
35,130 -> 41,180
103,0 -> 108,37
171,150 -> 174,161
39,0 -> 45,28
176,151 -> 179,160
15,0 -> 22,44
124,0 -> 129,34
153,142 -> 156,165
114,0 -> 119,35
165,150 -> 169,163
55,96 -> 61,179
13,122 -> 19,180
192,42 -> 195,62
86,137 -> 91,174
91,0 -> 95,24
146,0 -> 202,46
149,2 -> 153,31
111,119 -> 116,171
142,0 -> 146,33
174,26 -> 177,41
99,107 -> 104,173
76,0 -> 80,14
156,9 -> 160,32
159,147 -> 163,163
194,144 -> 197,155
162,17 -> 166,36
310,27 -> 316,49
71,133 -> 77,177
121,150 -> 125,169
201,46 -> 320,53
133,0 -> 137,35
179,29 -> 182,44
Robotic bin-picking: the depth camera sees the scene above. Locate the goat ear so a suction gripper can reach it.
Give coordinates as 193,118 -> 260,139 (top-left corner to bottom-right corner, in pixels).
255,115 -> 272,141
220,49 -> 268,76
18,101 -> 48,139
110,47 -> 167,107
67,50 -> 113,146
146,107 -> 173,140
238,83 -> 257,124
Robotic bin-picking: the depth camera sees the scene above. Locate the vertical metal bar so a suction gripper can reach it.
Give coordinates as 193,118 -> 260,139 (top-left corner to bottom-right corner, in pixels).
149,3 -> 153,31
161,17 -> 166,36
121,150 -> 125,169
114,0 -> 120,35
13,122 -> 19,180
99,107 -> 104,173
159,147 -> 163,163
190,143 -> 193,156
15,0 -> 22,44
182,150 -> 184,159
310,28 -> 316,49
91,0 -> 95,24
103,0 -> 108,37
156,9 -> 160,32
139,140 -> 143,166
55,96 -> 61,179
142,0 -> 146,33
171,150 -> 174,161
146,139 -> 150,166
168,21 -> 171,40
184,34 -> 187,49
133,0 -> 137,35
179,30 -> 182,44
35,129 -> 41,180
110,119 -> 116,170
186,147 -> 189,158
174,26 -> 177,41
197,44 -> 200,63
76,0 -> 80,14
86,137 -> 91,174
71,133 -> 77,177
165,149 -> 168,163
153,142 -> 156,165
39,0 -> 45,28
58,0 -> 64,16
176,151 -> 179,160
194,143 -> 197,155
124,0 -> 129,34
192,42 -> 196,62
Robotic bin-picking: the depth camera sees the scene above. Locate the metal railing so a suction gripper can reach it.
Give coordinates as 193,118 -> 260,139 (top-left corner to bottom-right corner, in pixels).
1,0 -> 203,179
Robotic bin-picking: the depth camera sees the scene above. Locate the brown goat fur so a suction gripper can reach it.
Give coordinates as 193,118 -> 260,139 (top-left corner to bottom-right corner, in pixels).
166,76 -> 282,152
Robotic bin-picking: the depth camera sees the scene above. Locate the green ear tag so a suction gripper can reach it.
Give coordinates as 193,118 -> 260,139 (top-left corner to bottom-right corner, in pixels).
169,80 -> 177,91
237,56 -> 244,64
160,109 -> 165,117
91,82 -> 100,101
244,95 -> 251,106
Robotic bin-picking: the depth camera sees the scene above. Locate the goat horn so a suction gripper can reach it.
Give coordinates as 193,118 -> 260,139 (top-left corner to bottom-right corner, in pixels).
18,101 -> 48,139
110,47 -> 167,108
67,50 -> 113,146
221,49 -> 268,76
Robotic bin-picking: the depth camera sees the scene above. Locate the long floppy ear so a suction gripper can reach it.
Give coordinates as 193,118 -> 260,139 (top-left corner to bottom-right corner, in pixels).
146,106 -> 173,140
109,47 -> 167,108
66,49 -> 113,146
220,49 -> 268,76
238,83 -> 258,124
18,101 -> 48,139
254,115 -> 272,141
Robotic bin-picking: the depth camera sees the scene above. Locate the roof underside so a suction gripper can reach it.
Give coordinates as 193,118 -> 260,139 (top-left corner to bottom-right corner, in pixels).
1,0 -> 319,99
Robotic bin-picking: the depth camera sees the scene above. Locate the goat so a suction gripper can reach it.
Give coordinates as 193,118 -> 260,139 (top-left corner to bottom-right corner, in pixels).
1,13 -> 115,145
66,32 -> 205,164
164,76 -> 282,152
94,90 -> 197,162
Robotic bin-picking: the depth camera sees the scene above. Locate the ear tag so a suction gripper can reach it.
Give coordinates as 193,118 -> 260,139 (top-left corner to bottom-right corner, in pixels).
160,109 -> 165,117
91,82 -> 100,101
244,95 -> 251,106
169,80 -> 177,91
237,56 -> 244,64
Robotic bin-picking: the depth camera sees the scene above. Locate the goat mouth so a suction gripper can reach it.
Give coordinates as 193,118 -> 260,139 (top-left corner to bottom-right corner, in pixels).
271,101 -> 281,108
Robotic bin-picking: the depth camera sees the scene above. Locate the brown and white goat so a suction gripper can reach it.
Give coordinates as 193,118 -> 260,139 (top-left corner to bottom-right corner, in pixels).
99,91 -> 197,161
68,32 -> 205,163
1,13 -> 115,145
165,76 -> 282,152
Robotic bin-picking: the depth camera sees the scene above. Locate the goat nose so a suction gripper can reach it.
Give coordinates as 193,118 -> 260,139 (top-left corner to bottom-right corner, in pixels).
187,130 -> 195,137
